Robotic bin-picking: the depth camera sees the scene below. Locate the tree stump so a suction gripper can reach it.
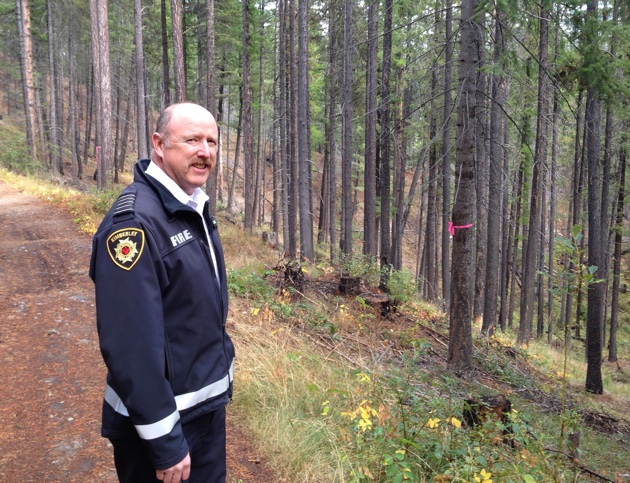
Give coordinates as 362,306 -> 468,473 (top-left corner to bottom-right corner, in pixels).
568,432 -> 580,461
284,261 -> 305,292
362,293 -> 393,317
463,395 -> 514,446
339,276 -> 361,295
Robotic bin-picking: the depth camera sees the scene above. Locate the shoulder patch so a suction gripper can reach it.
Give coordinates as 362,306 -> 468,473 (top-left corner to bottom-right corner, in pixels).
114,192 -> 136,217
106,228 -> 145,270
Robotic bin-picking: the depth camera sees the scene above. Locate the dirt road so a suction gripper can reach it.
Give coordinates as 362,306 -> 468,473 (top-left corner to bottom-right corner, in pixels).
0,181 -> 274,481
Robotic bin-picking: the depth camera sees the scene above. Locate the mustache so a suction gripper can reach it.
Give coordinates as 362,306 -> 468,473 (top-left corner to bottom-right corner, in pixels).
188,159 -> 212,167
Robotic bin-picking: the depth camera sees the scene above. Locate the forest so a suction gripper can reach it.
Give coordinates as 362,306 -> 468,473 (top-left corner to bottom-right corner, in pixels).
2,0 -> 629,400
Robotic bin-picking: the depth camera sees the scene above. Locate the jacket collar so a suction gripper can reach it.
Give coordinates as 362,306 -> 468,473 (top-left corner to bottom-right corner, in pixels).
134,159 -> 198,216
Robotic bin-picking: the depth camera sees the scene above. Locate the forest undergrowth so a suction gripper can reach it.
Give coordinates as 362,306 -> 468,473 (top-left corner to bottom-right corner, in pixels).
1,123 -> 629,482
222,240 -> 630,482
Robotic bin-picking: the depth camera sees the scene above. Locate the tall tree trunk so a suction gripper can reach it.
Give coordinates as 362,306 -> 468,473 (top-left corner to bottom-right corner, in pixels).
498,116 -> 510,331
171,0 -> 186,102
448,0 -> 480,371
600,103 -> 613,349
82,67 -> 93,179
518,5 -> 549,345
90,0 -> 114,188
327,0 -> 339,263
340,0 -> 353,257
425,29 -> 439,301
585,98 -> 604,393
507,104 -> 530,331
228,86 -> 243,212
506,157 -> 523,330
536,200 -> 546,338
56,33 -> 65,159
379,0 -> 393,286
254,0 -> 266,226
297,0 -> 315,261
271,29 -> 280,235
100,0 -> 113,187
118,84 -> 133,172
68,13 -> 79,180
441,0 -> 454,313
146,71 -> 154,142
288,0 -> 299,255
113,63 -> 122,183
318,118 -> 330,244
424,115 -> 437,300
161,0 -> 171,106
135,0 -> 149,159
15,0 -> 39,159
34,78 -> 46,159
363,0 -> 378,258
584,0 -> 604,395
242,0 -> 255,232
47,0 -> 62,174
194,1 -> 204,103
297,0 -> 314,260
89,4 -> 102,182
277,0 -> 290,250
573,124 -> 589,343
608,144 -> 625,362
416,171 -> 427,295
217,57 -> 227,205
391,44 -> 412,271
482,9 -> 506,336
206,0 -> 223,206
473,13 -> 487,328
205,0 -> 218,211
600,0 -> 622,351
547,12 -> 560,343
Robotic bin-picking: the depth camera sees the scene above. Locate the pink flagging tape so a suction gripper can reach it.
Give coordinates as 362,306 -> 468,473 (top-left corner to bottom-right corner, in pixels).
448,221 -> 474,236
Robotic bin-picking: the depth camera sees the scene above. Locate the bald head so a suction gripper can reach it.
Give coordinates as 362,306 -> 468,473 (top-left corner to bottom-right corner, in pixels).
150,103 -> 219,194
155,103 -> 216,146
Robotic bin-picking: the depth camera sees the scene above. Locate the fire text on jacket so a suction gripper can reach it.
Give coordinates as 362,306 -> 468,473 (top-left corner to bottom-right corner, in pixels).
170,230 -> 193,247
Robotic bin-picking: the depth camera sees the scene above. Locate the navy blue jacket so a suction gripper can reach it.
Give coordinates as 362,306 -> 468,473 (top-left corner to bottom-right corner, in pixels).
89,159 -> 234,470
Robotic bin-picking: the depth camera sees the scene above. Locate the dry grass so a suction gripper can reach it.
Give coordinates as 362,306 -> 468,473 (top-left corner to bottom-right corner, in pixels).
228,302 -> 356,482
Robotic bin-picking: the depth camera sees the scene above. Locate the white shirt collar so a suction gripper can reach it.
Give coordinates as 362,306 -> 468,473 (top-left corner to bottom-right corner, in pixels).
145,161 -> 209,208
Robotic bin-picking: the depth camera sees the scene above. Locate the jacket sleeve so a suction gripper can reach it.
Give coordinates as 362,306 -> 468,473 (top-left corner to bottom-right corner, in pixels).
90,220 -> 189,470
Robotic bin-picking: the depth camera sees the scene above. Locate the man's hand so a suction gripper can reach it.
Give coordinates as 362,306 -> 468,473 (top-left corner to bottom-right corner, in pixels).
156,453 -> 191,482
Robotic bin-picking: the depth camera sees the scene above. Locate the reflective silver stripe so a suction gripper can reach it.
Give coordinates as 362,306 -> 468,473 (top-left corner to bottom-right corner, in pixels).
104,384 -> 129,416
103,361 -> 234,439
136,410 -> 180,440
175,361 -> 234,410
106,387 -> 179,440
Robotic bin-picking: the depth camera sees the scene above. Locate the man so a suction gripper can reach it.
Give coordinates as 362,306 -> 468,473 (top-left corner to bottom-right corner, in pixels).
90,102 -> 234,482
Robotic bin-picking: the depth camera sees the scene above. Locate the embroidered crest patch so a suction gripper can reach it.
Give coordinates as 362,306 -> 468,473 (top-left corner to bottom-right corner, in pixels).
106,228 -> 145,270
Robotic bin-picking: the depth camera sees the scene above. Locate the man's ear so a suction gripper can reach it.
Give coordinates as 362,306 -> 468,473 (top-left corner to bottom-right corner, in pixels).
152,133 -> 164,158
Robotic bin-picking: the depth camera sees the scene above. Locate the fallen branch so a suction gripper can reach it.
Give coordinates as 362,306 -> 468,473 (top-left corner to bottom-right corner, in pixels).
426,329 -> 448,348
313,334 -> 360,368
414,321 -> 449,348
374,342 -> 395,366
544,447 -> 615,482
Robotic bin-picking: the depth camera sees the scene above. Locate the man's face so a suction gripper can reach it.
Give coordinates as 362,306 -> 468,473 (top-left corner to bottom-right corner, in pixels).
152,105 -> 218,195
